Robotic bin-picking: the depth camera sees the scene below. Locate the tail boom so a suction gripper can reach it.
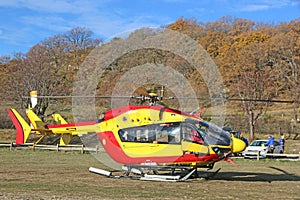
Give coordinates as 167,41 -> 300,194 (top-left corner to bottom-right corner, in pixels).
8,108 -> 98,146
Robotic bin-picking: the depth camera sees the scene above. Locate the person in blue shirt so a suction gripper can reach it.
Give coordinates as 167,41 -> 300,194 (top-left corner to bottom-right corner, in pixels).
265,135 -> 275,153
278,134 -> 285,152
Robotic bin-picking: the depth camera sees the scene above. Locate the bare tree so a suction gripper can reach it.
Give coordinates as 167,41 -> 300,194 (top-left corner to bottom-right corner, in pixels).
64,27 -> 103,69
234,43 -> 278,141
8,27 -> 103,118
9,45 -> 54,116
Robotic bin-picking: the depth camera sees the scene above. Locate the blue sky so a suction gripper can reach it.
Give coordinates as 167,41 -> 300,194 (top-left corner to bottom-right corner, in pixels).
0,0 -> 299,56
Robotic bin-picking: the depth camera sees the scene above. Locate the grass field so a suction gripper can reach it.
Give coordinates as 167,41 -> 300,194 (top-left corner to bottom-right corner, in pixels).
1,148 -> 300,199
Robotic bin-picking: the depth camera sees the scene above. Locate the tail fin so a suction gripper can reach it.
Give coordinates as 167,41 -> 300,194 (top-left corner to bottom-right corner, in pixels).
7,109 -> 31,145
27,108 -> 45,130
52,113 -> 71,145
60,134 -> 72,146
52,113 -> 68,124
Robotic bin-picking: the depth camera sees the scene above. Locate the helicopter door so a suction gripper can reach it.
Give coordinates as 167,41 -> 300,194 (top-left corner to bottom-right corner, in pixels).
181,123 -> 209,155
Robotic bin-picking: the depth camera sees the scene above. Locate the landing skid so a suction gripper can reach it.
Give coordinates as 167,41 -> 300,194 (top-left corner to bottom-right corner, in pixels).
89,165 -> 221,182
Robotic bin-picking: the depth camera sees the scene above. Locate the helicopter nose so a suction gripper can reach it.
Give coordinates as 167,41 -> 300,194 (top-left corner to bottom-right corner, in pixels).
232,137 -> 247,153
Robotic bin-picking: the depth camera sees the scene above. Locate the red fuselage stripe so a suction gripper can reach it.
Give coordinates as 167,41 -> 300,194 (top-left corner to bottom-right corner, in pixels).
46,121 -> 96,128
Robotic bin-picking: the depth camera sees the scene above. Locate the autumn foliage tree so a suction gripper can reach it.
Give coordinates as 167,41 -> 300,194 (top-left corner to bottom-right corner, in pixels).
168,17 -> 299,139
1,17 -> 299,139
267,18 -> 300,139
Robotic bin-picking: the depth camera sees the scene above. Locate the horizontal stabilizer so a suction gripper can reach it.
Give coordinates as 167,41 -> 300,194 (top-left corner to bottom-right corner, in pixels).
60,134 -> 72,146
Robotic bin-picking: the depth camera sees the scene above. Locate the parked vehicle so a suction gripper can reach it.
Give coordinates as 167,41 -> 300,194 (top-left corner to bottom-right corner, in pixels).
242,139 -> 283,159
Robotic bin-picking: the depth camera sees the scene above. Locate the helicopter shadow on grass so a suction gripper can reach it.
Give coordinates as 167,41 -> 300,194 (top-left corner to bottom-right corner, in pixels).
207,166 -> 300,182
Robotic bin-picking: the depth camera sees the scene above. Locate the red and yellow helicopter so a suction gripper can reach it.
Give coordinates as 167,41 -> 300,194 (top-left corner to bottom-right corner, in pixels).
8,90 -> 246,181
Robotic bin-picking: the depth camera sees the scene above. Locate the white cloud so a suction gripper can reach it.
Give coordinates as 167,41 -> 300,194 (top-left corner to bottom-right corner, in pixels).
74,12 -> 168,40
20,15 -> 72,32
0,0 -> 104,14
0,1 -> 201,55
239,4 -> 270,11
0,0 -> 169,39
236,0 -> 299,12
260,0 -> 299,7
0,25 -> 35,49
0,0 -> 298,55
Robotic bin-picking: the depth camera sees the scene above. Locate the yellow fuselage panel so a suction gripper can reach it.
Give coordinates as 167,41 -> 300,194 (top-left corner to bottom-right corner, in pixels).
119,109 -> 188,128
121,143 -> 182,157
182,141 -> 209,154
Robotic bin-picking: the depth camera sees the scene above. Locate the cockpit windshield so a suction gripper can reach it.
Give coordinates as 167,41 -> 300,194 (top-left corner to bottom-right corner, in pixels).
195,121 -> 232,146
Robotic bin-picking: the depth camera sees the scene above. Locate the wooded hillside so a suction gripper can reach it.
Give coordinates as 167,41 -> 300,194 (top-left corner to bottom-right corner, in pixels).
0,16 -> 299,140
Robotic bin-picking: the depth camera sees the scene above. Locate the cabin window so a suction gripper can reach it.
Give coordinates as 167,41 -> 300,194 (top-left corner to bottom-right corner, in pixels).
167,125 -> 180,143
118,123 -> 181,144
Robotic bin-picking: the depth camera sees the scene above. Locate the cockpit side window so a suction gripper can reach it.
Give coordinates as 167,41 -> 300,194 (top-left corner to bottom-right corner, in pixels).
181,123 -> 204,144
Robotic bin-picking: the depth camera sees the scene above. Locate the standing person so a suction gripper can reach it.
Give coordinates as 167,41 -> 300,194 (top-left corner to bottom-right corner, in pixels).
278,134 -> 285,152
266,135 -> 275,153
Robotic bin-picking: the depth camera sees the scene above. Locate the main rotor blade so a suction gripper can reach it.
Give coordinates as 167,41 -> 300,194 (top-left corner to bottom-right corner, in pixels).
22,95 -> 133,99
21,95 -> 295,103
176,97 -> 295,103
225,98 -> 294,103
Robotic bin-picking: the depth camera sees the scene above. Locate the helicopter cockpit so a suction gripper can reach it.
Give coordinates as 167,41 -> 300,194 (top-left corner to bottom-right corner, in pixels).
190,120 -> 232,147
